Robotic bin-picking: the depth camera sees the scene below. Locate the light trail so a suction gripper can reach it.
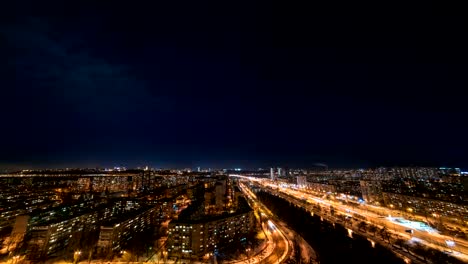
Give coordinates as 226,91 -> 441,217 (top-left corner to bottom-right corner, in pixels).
237,181 -> 291,263
231,175 -> 468,262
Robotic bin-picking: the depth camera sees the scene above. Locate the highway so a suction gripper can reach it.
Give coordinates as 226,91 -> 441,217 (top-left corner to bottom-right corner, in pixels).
234,175 -> 468,263
238,182 -> 292,264
119,184 -> 290,264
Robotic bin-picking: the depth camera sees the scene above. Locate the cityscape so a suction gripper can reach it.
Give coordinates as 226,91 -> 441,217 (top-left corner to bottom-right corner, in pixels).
0,166 -> 467,263
2,0 -> 467,263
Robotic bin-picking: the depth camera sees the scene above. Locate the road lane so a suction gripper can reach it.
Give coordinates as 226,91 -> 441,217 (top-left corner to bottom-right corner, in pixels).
233,175 -> 468,263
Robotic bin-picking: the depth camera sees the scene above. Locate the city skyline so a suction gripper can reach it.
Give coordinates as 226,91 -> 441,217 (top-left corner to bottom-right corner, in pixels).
2,1 -> 467,169
0,166 -> 466,263
2,1 -> 467,263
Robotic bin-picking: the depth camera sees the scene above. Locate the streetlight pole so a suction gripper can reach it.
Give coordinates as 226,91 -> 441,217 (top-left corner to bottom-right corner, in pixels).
406,208 -> 413,220
73,251 -> 81,264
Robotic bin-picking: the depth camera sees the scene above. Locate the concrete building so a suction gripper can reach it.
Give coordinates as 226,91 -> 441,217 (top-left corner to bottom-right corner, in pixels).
97,206 -> 157,253
167,180 -> 254,258
306,182 -> 337,194
167,197 -> 254,257
382,192 -> 468,226
27,210 -> 99,259
270,168 -> 275,181
360,180 -> 384,204
1,215 -> 29,254
296,176 -> 307,188
215,183 -> 225,210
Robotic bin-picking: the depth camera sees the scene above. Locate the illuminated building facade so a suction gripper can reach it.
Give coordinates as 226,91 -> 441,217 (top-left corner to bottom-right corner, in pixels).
167,179 -> 254,258
97,206 -> 157,253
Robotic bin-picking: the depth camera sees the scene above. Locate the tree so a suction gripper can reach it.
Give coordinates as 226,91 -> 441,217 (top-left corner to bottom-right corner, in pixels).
393,238 -> 407,252
368,225 -> 378,236
293,238 -> 303,263
379,227 -> 390,243
357,221 -> 367,232
411,242 -> 428,261
426,248 -> 449,263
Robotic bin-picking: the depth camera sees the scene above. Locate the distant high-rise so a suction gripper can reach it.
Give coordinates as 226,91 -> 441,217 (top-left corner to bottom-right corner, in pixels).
278,167 -> 287,177
296,176 -> 307,187
270,168 -> 276,180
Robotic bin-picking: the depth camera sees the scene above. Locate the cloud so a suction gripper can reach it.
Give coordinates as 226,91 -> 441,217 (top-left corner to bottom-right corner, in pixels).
3,18 -> 170,124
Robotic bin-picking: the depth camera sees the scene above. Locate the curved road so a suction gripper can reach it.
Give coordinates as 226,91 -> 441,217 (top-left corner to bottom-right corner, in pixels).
236,175 -> 468,263
238,183 -> 291,264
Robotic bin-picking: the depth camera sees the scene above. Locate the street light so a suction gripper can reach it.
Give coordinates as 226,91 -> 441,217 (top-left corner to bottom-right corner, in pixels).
445,240 -> 456,253
406,208 -> 413,219
245,247 -> 251,263
73,251 -> 81,264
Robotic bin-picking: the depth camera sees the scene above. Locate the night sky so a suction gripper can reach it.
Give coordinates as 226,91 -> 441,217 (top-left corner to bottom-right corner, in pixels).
1,1 -> 467,170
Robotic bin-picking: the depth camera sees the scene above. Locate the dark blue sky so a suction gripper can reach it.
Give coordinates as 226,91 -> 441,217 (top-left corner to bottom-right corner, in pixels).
1,1 -> 467,170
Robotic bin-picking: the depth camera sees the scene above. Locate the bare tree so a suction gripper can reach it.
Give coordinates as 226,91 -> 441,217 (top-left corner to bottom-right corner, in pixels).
368,225 -> 378,236
357,221 -> 367,232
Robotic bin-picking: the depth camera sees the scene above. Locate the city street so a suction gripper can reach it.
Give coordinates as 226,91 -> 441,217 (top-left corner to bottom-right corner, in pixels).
237,176 -> 468,263
238,183 -> 291,264
139,183 -> 291,264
